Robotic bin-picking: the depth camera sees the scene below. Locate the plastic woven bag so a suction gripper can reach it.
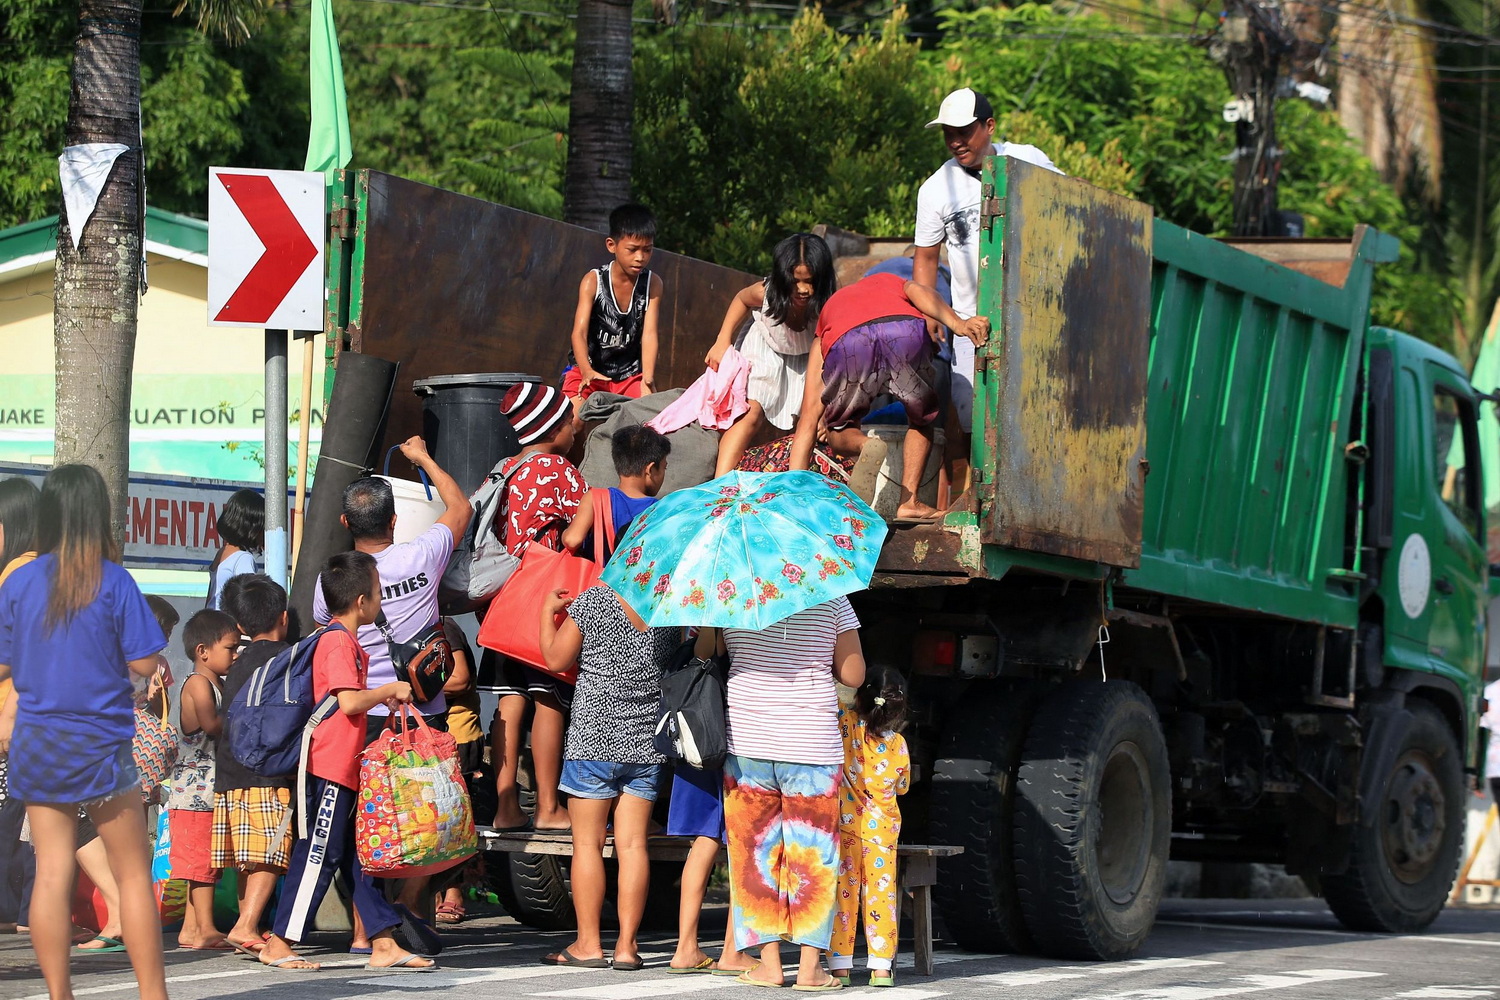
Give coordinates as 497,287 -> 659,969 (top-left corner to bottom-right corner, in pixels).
356,706 -> 477,878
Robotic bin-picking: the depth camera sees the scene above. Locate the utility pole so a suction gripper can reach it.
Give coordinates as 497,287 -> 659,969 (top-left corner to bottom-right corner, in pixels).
1211,0 -> 1297,236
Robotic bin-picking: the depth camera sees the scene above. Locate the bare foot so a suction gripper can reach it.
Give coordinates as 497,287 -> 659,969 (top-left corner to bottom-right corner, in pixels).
260,933 -> 320,970
492,808 -> 529,829
369,939 -> 436,970
741,963 -> 785,987
895,500 -> 944,522
533,807 -> 571,832
670,946 -> 711,970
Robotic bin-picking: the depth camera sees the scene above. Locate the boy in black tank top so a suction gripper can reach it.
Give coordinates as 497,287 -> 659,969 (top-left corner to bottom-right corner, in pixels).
563,204 -> 664,419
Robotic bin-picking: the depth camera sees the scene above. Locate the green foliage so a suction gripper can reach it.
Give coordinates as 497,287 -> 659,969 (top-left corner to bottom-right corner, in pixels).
0,0 -> 300,228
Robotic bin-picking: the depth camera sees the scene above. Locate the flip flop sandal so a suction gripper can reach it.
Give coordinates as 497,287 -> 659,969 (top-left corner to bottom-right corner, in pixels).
180,940 -> 234,951
666,958 -> 715,974
74,936 -> 126,954
540,948 -> 611,968
435,902 -> 465,924
612,956 -> 645,971
348,946 -> 373,955
869,972 -> 895,988
231,941 -> 265,960
364,955 -> 438,973
792,978 -> 844,992
711,964 -> 758,976
259,954 -> 321,972
736,971 -> 786,988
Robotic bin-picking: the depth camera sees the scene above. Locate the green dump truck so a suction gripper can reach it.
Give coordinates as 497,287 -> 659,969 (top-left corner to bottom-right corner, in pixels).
853,157 -> 1489,960
325,163 -> 1489,962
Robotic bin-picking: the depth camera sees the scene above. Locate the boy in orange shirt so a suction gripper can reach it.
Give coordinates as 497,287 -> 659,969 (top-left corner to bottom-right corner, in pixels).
258,552 -> 435,973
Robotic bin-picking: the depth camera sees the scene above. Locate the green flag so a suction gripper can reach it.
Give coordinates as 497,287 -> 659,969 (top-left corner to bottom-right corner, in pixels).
1469,305 -> 1500,512
305,0 -> 352,177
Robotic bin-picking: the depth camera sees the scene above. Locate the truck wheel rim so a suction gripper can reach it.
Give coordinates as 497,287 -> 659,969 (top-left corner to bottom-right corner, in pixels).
1382,750 -> 1445,885
1098,740 -> 1153,905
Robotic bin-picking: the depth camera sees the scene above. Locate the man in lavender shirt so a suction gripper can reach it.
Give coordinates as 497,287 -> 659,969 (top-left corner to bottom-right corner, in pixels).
311,434 -> 471,945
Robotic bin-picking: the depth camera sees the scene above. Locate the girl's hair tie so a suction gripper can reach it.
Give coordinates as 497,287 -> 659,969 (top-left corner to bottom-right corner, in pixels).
873,696 -> 886,706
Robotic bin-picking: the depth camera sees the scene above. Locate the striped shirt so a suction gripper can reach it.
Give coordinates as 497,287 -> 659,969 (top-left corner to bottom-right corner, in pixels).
723,598 -> 861,765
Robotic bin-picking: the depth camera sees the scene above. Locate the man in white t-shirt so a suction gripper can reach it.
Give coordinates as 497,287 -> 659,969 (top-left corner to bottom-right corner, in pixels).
913,87 -> 1061,445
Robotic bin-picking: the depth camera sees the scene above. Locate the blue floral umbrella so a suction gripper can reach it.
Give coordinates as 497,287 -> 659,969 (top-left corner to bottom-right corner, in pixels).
599,470 -> 888,628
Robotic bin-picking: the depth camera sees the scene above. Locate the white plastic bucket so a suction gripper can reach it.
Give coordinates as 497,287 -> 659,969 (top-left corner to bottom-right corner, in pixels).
379,445 -> 445,544
382,475 -> 444,544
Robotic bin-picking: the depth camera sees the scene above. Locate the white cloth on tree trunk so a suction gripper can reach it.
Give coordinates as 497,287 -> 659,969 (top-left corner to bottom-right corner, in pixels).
59,143 -> 130,250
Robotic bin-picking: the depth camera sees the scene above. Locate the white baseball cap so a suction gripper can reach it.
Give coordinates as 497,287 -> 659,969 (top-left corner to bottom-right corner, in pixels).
926,88 -> 996,129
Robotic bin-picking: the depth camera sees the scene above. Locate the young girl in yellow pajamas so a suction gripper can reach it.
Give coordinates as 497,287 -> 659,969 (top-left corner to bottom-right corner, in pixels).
829,665 -> 910,988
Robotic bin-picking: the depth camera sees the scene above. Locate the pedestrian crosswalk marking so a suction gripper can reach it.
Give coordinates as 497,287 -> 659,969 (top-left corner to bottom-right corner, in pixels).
1073,967 -> 1382,1000
534,975 -> 734,998
1395,989 -> 1500,998
969,957 -> 1221,986
351,964 -> 597,988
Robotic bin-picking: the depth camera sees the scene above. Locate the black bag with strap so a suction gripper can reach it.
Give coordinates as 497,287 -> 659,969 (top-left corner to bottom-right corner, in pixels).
652,637 -> 729,770
374,612 -> 453,704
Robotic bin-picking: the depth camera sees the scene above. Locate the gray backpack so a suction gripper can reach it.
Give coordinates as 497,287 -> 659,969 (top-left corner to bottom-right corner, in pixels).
439,457 -> 524,615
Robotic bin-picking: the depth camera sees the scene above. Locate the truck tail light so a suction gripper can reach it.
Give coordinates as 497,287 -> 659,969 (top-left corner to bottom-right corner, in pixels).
912,630 -> 958,676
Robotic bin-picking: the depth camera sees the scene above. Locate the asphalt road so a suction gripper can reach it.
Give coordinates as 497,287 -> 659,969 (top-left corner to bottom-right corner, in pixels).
5,899 -> 1500,1000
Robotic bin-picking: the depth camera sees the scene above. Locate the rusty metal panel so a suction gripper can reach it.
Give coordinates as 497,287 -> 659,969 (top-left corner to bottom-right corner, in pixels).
976,158 -> 1153,568
342,171 -> 756,445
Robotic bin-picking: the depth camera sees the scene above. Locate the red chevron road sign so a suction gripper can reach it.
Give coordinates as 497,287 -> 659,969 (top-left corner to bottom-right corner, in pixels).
207,167 -> 325,329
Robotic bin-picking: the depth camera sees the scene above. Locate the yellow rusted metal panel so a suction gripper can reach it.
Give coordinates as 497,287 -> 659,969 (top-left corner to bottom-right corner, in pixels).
976,158 -> 1153,568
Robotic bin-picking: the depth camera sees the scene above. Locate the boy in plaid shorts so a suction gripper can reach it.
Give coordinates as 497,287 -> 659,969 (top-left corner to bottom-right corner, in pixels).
213,574 -> 294,956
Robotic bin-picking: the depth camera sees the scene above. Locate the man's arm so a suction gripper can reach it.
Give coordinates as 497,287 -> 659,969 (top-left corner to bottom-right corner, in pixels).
789,339 -> 827,472
398,435 -> 471,543
912,244 -> 945,343
639,273 -> 662,394
570,271 -> 600,385
904,280 -> 989,347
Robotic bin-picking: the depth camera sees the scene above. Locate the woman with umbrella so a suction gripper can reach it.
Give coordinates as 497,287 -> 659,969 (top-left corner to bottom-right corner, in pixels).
601,471 -> 887,992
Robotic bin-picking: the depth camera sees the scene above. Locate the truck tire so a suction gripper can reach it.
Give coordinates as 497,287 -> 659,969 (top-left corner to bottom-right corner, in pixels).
1322,700 -> 1463,933
499,852 -> 577,931
1013,680 -> 1170,960
929,682 -> 1037,953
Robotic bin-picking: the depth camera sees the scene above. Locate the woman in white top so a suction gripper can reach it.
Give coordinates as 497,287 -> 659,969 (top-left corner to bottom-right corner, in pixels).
705,234 -> 836,476
720,597 -> 865,991
205,489 -> 263,610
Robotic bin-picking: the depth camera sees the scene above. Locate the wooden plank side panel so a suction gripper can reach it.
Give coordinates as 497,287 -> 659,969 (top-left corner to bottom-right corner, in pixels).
345,171 -> 756,444
982,159 -> 1153,568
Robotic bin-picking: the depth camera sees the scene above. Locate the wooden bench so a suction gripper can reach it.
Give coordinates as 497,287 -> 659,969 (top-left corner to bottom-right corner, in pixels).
476,828 -> 961,975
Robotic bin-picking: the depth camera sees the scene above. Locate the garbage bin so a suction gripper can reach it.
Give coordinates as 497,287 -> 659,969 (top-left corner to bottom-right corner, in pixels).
413,373 -> 544,495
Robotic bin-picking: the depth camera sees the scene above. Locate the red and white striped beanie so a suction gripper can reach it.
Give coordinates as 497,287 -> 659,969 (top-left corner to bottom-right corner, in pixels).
500,382 -> 571,445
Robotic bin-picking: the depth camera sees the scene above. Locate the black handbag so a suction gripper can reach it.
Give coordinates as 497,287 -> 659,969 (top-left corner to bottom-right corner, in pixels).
652,638 -> 729,770
375,613 -> 454,704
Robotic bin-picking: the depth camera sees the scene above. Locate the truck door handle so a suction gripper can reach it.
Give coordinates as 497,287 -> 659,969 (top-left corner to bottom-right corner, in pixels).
1434,577 -> 1455,596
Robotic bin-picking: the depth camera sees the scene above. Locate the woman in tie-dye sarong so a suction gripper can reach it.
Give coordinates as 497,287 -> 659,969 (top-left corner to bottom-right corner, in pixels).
722,598 -> 866,992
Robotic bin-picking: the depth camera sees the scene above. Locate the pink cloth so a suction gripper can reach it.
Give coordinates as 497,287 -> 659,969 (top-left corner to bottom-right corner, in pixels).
646,346 -> 751,434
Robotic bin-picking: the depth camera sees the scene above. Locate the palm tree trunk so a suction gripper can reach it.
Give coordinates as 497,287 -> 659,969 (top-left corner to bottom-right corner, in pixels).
564,0 -> 634,232
53,0 -> 144,542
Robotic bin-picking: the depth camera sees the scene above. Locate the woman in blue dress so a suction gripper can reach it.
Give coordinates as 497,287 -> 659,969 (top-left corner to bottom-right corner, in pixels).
0,465 -> 168,1000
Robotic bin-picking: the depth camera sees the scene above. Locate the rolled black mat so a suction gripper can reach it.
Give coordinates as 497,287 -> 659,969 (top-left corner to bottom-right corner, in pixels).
288,352 -> 399,635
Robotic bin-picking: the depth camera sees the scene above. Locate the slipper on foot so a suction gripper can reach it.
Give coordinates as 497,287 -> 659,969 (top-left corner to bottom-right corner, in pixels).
260,954 -> 321,972
736,971 -> 786,988
180,940 -> 233,951
364,954 -> 438,973
74,936 -> 126,954
541,948 -> 611,968
792,978 -> 844,992
612,956 -> 645,971
231,941 -> 265,960
667,958 -> 715,974
869,972 -> 895,988
348,946 -> 373,955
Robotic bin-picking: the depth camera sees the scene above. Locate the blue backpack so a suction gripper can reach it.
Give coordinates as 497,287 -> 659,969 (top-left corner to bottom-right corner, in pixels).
225,623 -> 343,777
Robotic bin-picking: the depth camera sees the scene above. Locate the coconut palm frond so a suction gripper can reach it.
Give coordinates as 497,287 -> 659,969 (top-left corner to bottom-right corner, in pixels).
171,0 -> 266,44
